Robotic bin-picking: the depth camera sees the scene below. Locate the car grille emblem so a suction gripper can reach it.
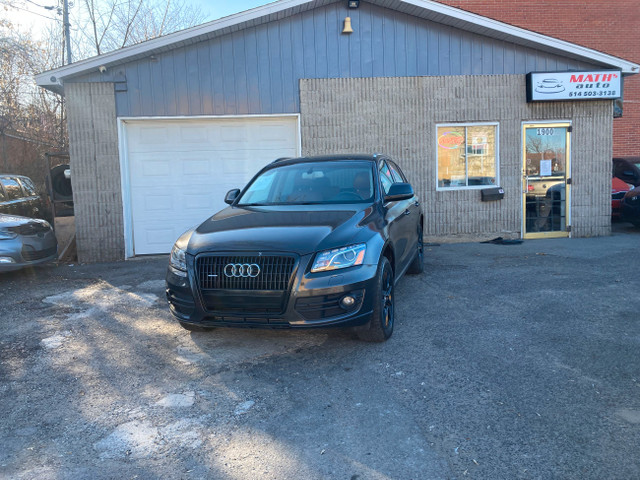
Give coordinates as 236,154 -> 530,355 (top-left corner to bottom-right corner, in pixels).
224,263 -> 261,278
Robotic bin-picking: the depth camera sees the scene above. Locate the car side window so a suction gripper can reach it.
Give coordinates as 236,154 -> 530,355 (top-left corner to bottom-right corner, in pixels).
20,178 -> 37,196
387,161 -> 407,183
0,177 -> 23,200
379,161 -> 395,195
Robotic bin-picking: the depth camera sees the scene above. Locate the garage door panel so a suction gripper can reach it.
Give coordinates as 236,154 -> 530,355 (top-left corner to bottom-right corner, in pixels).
135,126 -> 171,147
140,159 -> 171,178
252,123 -> 297,144
183,191 -> 217,210
143,194 -> 172,212
182,159 -> 211,176
140,227 -> 180,251
125,116 -> 298,255
179,125 -> 209,143
219,125 -> 248,144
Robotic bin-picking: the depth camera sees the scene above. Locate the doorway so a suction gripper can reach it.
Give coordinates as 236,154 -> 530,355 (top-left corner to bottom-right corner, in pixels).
522,123 -> 571,238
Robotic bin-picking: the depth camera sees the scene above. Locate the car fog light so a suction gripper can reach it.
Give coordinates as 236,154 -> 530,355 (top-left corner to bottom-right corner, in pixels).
0,257 -> 16,264
340,295 -> 356,309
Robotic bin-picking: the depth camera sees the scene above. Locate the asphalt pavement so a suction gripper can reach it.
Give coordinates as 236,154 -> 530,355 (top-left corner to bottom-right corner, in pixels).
1,227 -> 639,479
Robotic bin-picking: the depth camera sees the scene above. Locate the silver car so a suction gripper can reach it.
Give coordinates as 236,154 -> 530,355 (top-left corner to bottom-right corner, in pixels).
0,214 -> 58,272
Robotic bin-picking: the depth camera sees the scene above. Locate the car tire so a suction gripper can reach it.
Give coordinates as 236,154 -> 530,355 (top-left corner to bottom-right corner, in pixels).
406,223 -> 424,275
179,321 -> 213,332
356,256 -> 394,342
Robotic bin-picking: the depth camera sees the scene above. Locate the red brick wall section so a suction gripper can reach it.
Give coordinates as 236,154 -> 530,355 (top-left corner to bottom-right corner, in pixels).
436,0 -> 640,156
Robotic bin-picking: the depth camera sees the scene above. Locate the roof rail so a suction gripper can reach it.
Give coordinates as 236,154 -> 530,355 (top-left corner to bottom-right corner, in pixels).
272,157 -> 293,163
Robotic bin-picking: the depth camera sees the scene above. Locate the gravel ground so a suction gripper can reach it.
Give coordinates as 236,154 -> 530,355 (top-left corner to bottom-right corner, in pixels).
1,228 -> 639,479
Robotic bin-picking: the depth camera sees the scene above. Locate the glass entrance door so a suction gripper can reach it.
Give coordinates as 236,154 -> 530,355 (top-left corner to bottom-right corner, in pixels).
522,123 -> 571,238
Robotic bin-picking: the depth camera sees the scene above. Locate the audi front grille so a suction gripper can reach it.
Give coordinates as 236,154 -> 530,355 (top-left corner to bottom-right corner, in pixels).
195,254 -> 297,314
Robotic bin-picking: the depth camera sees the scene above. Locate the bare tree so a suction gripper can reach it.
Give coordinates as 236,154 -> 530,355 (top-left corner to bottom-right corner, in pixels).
0,19 -> 41,131
75,0 -> 206,58
526,136 -> 543,154
0,15 -> 66,183
124,0 -> 207,44
0,0 -> 206,182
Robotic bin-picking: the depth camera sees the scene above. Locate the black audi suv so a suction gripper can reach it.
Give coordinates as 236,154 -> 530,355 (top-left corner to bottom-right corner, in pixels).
166,154 -> 424,341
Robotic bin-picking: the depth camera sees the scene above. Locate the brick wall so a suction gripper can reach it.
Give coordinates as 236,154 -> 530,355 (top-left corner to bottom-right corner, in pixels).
436,0 -> 640,156
301,75 -> 613,241
66,83 -> 124,263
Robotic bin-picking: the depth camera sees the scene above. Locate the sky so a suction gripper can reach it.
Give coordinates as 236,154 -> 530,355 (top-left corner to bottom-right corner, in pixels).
3,0 -> 275,40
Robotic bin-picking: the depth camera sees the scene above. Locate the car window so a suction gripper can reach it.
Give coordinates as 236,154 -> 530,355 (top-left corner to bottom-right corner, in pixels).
20,177 -> 37,196
238,161 -> 375,205
0,177 -> 23,201
379,161 -> 395,195
387,161 -> 407,183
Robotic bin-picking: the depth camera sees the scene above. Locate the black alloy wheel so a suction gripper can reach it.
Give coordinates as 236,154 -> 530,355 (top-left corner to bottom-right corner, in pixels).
357,256 -> 394,342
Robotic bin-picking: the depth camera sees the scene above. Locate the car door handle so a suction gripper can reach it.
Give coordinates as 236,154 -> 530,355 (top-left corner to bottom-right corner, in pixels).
404,209 -> 411,216
414,201 -> 420,207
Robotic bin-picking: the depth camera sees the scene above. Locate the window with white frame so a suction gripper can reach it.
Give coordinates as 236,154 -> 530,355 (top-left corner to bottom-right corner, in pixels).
437,123 -> 499,189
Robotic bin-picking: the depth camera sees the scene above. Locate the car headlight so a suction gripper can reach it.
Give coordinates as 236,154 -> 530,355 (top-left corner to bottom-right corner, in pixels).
0,228 -> 18,240
36,219 -> 52,229
311,244 -> 366,273
170,244 -> 187,272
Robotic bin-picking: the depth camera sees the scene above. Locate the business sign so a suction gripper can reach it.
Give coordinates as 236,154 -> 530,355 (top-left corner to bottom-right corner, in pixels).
526,70 -> 621,102
438,130 -> 464,149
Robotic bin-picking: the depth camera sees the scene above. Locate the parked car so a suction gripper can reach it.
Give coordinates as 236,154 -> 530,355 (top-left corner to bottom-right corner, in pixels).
612,176 -> 632,218
0,174 -> 51,222
612,157 -> 640,186
526,175 -> 565,198
0,214 -> 58,272
612,157 -> 640,220
166,154 -> 424,342
620,186 -> 640,227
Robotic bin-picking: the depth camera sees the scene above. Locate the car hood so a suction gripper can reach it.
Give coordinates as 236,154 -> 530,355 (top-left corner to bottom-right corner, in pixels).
612,177 -> 632,193
0,213 -> 49,227
186,205 -> 375,256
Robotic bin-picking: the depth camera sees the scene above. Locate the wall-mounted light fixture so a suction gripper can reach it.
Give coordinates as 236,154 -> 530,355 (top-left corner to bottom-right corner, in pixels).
348,0 -> 360,8
342,16 -> 353,34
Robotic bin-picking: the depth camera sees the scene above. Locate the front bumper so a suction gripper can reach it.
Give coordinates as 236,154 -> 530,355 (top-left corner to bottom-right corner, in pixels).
0,233 -> 58,272
166,253 -> 378,329
620,196 -> 640,223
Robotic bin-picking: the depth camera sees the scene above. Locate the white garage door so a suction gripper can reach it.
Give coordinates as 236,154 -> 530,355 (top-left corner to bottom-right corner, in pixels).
123,116 -> 299,255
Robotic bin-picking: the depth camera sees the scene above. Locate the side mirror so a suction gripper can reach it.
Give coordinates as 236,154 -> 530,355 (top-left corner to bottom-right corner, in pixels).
384,182 -> 414,202
224,188 -> 240,205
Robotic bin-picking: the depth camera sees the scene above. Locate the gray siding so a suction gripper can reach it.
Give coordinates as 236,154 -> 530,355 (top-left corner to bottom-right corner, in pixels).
72,2 -> 597,117
300,75 -> 613,241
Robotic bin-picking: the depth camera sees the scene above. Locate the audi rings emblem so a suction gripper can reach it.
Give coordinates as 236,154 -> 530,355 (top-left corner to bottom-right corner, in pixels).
224,263 -> 261,278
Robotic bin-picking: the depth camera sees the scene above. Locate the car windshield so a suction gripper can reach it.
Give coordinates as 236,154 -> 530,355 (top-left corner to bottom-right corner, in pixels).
237,161 -> 375,206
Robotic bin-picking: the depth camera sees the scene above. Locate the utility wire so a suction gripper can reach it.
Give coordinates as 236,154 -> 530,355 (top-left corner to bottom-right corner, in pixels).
6,5 -> 61,21
24,0 -> 58,9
